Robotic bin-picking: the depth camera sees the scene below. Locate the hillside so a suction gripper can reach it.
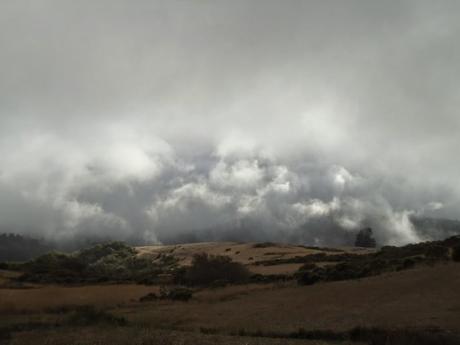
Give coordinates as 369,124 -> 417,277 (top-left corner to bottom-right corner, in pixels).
1,237 -> 460,344
136,241 -> 373,275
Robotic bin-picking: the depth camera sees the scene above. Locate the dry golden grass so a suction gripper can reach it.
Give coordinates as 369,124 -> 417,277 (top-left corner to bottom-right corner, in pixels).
0,284 -> 159,313
136,242 -> 338,266
120,263 -> 460,334
247,263 -> 304,275
9,327 -> 348,345
136,242 -> 375,278
1,242 -> 458,344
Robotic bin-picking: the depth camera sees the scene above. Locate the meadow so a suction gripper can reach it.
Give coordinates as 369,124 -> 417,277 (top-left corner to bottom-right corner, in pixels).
1,237 -> 460,345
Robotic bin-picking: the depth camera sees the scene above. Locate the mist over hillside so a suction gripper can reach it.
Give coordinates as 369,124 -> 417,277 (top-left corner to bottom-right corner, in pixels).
158,216 -> 460,246
1,1 -> 460,246
2,216 -> 459,262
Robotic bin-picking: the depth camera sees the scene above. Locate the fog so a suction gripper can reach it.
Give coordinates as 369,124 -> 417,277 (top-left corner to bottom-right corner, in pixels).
1,1 -> 459,246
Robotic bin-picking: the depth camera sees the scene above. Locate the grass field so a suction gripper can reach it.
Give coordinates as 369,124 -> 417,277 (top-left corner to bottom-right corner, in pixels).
1,241 -> 459,344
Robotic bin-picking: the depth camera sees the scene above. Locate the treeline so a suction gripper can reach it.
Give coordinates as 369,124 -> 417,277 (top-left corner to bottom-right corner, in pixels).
9,242 -> 250,286
296,235 -> 460,285
0,233 -> 53,262
15,242 -> 169,284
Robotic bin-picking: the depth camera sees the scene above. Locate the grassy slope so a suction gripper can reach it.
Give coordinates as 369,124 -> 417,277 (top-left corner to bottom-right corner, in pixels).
1,241 -> 459,344
136,241 -> 372,275
120,262 -> 460,333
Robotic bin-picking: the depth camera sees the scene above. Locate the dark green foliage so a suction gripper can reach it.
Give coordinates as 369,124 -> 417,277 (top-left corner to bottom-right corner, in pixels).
159,286 -> 193,301
18,241 -> 177,284
77,242 -> 135,265
19,252 -> 85,283
355,227 -> 377,248
425,245 -> 449,260
171,266 -> 188,285
250,273 -> 292,283
453,245 -> 460,262
183,253 -> 250,286
298,263 -> 316,271
397,258 -> 416,270
442,235 -> 460,247
298,245 -> 343,252
296,235 -> 460,286
296,271 -> 321,285
2,261 -> 22,271
82,245 -> 161,282
255,252 -> 358,266
0,233 -> 52,261
252,242 -> 275,248
230,326 -> 460,345
349,327 -> 460,345
66,305 -> 127,326
139,287 -> 193,302
139,292 -> 158,302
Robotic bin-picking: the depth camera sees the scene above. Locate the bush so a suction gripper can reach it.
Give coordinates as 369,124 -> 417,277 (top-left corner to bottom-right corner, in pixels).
453,245 -> 460,262
298,263 -> 316,271
398,258 -> 416,270
16,241 -> 170,284
19,252 -> 86,283
252,242 -> 275,248
0,233 -> 52,262
139,292 -> 158,302
66,305 -> 126,326
25,252 -> 85,274
87,254 -> 131,281
251,273 -> 292,283
425,245 -> 449,260
159,286 -> 193,301
296,271 -> 322,285
355,228 -> 377,248
76,242 -> 135,265
139,287 -> 193,302
184,253 -> 250,286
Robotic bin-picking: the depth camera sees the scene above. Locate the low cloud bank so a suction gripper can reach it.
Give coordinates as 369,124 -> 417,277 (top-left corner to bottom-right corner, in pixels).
1,1 -> 459,246
0,129 -> 455,247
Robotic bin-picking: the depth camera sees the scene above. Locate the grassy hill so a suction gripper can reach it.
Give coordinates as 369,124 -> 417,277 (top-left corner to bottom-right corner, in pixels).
1,237 -> 460,344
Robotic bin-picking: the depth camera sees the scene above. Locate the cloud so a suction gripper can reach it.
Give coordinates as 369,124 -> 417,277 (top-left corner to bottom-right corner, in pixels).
0,1 -> 459,245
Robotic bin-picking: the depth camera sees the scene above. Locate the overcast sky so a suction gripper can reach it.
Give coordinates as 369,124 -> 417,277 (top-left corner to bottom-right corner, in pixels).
0,1 -> 459,245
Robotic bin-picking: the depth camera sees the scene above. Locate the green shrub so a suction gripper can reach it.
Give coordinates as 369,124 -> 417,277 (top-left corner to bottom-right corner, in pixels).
184,253 -> 250,286
252,242 -> 275,248
354,228 -> 377,248
76,242 -> 135,265
139,292 -> 158,302
296,271 -> 322,285
139,287 -> 193,302
66,305 -> 127,326
87,254 -> 130,280
159,286 -> 193,301
298,263 -> 316,271
453,245 -> 460,262
250,273 -> 292,284
16,241 -> 168,284
399,258 -> 416,270
425,245 -> 449,260
19,252 -> 86,283
25,252 -> 85,274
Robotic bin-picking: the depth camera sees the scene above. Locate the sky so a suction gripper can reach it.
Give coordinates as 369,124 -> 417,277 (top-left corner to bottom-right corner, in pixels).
0,0 -> 459,246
